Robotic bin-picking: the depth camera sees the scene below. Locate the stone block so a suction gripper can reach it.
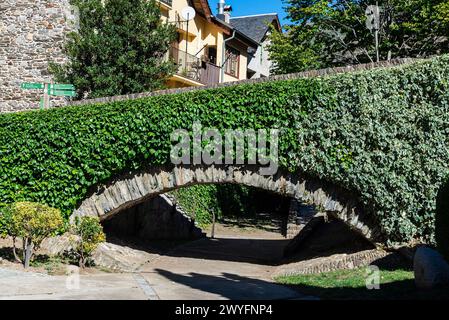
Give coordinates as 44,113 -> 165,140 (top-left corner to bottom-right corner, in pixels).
414,246 -> 449,289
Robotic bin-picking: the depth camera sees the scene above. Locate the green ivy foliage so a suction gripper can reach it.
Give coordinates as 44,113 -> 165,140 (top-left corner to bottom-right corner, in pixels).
1,56 -> 449,245
169,185 -> 257,227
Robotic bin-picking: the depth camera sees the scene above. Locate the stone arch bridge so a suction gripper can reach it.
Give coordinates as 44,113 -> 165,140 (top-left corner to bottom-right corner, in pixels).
73,165 -> 383,244
67,59 -> 423,246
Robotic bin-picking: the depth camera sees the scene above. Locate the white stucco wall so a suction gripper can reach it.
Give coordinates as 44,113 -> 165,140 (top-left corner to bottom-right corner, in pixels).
247,36 -> 272,79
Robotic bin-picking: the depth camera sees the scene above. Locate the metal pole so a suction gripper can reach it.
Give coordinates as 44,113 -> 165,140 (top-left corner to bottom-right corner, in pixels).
220,30 -> 236,83
375,30 -> 379,62
43,83 -> 50,109
211,210 -> 216,239
185,14 -> 189,72
375,1 -> 379,62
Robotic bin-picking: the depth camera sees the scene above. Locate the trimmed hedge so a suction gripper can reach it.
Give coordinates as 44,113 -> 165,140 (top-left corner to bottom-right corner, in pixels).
1,56 -> 449,245
436,177 -> 449,261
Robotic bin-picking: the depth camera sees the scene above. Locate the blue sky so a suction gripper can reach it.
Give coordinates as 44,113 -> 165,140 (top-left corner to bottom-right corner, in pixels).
209,0 -> 289,25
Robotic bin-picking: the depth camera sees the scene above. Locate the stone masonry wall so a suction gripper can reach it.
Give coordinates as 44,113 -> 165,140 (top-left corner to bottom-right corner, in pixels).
285,199 -> 317,240
0,0 -> 75,113
102,194 -> 205,241
0,1 -> 417,114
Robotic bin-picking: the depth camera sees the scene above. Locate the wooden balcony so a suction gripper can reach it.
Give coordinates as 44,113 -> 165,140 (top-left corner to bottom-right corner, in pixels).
158,0 -> 172,7
169,47 -> 220,86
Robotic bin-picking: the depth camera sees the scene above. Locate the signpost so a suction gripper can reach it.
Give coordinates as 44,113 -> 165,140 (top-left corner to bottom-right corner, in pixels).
48,87 -> 77,97
366,2 -> 381,63
21,83 -> 45,90
49,84 -> 75,91
20,82 -> 76,109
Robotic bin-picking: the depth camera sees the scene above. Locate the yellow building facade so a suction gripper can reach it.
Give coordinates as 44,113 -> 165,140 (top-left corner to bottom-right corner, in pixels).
157,0 -> 258,88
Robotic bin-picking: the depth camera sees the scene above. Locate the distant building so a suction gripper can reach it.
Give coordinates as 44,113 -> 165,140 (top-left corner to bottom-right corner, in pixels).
159,0 -> 259,88
0,0 -> 259,113
230,13 -> 282,79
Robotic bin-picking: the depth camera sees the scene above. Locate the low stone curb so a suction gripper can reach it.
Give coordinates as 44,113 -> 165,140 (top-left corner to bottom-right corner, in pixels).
273,249 -> 395,277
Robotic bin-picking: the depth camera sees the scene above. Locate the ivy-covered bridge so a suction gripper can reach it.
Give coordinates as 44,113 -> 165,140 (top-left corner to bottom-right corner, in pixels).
1,56 -> 448,247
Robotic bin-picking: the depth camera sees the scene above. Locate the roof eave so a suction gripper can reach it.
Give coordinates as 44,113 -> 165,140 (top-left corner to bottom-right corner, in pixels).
212,16 -> 260,48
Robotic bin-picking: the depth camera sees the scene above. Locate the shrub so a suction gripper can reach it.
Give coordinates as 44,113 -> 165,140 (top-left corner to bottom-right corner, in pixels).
11,202 -> 64,268
0,204 -> 22,262
0,204 -> 12,238
1,56 -> 449,245
436,176 -> 449,261
70,216 -> 105,268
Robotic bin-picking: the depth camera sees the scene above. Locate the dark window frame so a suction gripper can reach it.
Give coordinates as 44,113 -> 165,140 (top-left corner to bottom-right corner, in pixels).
224,45 -> 240,78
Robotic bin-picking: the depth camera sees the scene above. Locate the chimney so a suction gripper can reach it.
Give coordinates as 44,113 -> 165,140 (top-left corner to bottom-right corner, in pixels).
223,5 -> 232,23
217,0 -> 232,23
217,0 -> 225,15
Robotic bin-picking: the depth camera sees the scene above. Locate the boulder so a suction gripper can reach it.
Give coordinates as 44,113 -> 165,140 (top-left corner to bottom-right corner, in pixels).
414,246 -> 449,289
91,243 -> 159,272
40,234 -> 79,256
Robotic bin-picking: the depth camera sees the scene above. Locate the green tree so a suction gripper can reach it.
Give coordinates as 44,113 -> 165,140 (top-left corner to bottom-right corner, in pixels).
70,216 -> 105,268
267,26 -> 323,75
51,0 -> 177,99
11,202 -> 64,268
269,0 -> 449,74
0,204 -> 21,263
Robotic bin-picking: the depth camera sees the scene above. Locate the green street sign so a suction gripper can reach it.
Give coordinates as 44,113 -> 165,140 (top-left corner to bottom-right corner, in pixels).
50,84 -> 75,90
48,89 -> 76,97
21,83 -> 44,90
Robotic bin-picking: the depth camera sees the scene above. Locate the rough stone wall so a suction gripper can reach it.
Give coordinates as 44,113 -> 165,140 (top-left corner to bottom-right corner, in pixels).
73,165 -> 383,244
285,199 -> 317,239
274,249 -> 398,276
102,194 -> 204,241
0,0 -> 75,113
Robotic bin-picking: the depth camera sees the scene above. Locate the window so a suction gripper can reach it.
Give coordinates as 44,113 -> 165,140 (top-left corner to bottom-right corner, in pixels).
224,46 -> 240,78
207,46 -> 217,65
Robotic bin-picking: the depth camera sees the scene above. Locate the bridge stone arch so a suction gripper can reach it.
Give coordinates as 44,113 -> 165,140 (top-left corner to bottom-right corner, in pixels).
72,165 -> 383,244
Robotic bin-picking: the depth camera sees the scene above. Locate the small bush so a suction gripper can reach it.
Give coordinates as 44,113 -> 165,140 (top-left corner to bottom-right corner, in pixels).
11,202 -> 64,268
70,216 -> 105,268
0,204 -> 22,262
436,176 -> 449,261
0,204 -> 13,238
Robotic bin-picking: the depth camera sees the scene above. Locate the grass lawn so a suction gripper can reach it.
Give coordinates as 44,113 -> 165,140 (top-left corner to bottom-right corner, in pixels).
276,267 -> 449,300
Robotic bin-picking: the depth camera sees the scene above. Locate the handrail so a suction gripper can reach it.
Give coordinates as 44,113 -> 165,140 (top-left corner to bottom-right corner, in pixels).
158,0 -> 172,7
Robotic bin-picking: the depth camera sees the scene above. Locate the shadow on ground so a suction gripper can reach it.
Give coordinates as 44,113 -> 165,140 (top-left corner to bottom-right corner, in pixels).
0,247 -> 53,265
153,268 -> 449,300
154,269 -> 305,300
281,280 -> 449,300
108,236 -> 291,266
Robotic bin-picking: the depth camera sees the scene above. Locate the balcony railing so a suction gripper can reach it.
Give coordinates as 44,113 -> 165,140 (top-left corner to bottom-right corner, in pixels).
169,47 -> 220,85
159,0 -> 172,7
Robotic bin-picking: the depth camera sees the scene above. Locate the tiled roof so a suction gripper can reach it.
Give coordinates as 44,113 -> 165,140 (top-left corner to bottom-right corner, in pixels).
230,14 -> 280,43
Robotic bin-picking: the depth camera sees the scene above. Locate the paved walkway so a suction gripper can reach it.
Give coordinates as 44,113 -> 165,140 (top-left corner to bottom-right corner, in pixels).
138,233 -> 304,300
0,268 -> 149,300
0,226 -> 310,300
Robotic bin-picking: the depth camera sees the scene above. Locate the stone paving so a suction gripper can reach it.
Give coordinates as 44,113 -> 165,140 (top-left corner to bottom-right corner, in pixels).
0,226 -> 312,300
0,269 -> 149,300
